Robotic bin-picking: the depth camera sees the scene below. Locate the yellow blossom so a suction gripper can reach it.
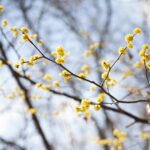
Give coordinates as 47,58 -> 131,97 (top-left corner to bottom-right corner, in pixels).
125,34 -> 133,43
0,5 -> 4,12
1,19 -> 8,27
52,81 -> 60,87
127,42 -> 133,49
78,73 -> 86,80
55,57 -> 65,64
60,70 -> 71,80
14,63 -> 19,69
81,64 -> 90,74
100,60 -> 110,70
43,74 -> 52,81
19,58 -> 25,66
21,34 -> 29,41
146,62 -> 150,69
93,104 -> 101,111
134,62 -> 143,69
118,47 -> 126,55
20,27 -> 28,34
133,27 -> 142,34
0,60 -> 3,67
37,40 -> 43,45
56,47 -> 65,57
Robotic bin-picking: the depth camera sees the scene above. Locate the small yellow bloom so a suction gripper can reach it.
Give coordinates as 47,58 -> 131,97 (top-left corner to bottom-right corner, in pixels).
93,104 -> 101,111
0,5 -> 4,12
56,47 -> 65,57
146,62 -> 150,69
21,34 -> 29,41
21,27 -> 28,34
78,73 -> 86,80
134,62 -> 142,69
125,34 -> 133,43
101,72 -> 108,79
118,47 -> 126,55
55,57 -> 65,64
1,19 -> 8,27
133,27 -> 142,34
0,60 -> 3,67
142,44 -> 149,51
43,74 -> 52,81
28,108 -> 37,115
100,60 -> 110,70
127,42 -> 133,49
52,81 -> 60,87
37,40 -> 43,45
81,64 -> 90,74
19,58 -> 25,66
14,63 -> 19,69
60,70 -> 71,80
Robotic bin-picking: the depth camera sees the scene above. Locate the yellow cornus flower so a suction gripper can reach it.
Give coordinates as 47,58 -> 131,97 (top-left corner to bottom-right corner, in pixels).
134,61 -> 142,69
84,50 -> 92,57
81,99 -> 90,109
140,132 -> 150,140
125,34 -> 133,43
101,71 -> 109,80
52,81 -> 60,87
146,62 -> 150,69
20,27 -> 28,34
0,60 -> 3,67
93,104 -> 101,111
56,47 -> 65,57
1,19 -> 8,27
55,57 -> 65,64
14,63 -> 19,69
37,40 -> 43,45
127,42 -> 133,49
21,34 -> 29,41
89,84 -> 95,91
78,73 -> 86,80
0,5 -> 4,12
60,70 -> 71,80
19,58 -> 25,66
28,107 -> 37,115
100,60 -> 110,70
118,47 -> 126,55
133,27 -> 142,34
81,64 -> 90,75
43,74 -> 52,81
142,44 -> 149,51
97,93 -> 105,104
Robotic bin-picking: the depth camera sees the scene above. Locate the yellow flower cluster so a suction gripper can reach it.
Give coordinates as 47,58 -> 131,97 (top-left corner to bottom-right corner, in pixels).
121,68 -> 134,80
27,107 -> 37,115
0,5 -> 4,12
81,64 -> 90,75
52,81 -> 60,87
92,129 -> 126,150
9,26 -> 19,38
43,73 -> 52,81
84,42 -> 101,58
1,19 -> 8,27
101,72 -> 116,87
100,60 -> 110,70
28,54 -> 41,66
118,27 -> 141,55
52,47 -> 67,64
140,132 -> 150,140
75,93 -> 105,119
60,70 -> 71,81
138,44 -> 150,69
0,60 -> 3,67
35,83 -> 50,91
